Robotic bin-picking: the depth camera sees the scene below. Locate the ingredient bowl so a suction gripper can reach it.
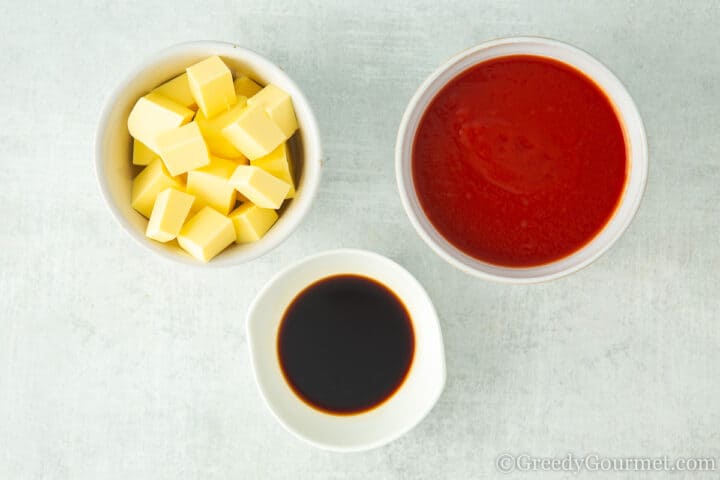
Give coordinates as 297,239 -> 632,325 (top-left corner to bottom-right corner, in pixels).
395,36 -> 647,283
95,41 -> 322,266
246,249 -> 446,451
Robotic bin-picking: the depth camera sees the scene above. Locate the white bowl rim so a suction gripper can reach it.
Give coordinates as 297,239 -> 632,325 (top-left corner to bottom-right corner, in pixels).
94,40 -> 322,268
395,36 -> 648,284
245,248 -> 447,452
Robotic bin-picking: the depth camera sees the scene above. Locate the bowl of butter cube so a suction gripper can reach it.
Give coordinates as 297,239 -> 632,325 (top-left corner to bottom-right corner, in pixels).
95,41 -> 322,265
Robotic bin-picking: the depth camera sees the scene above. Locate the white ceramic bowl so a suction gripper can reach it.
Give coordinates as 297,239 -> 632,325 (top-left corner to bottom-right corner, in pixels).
246,249 -> 446,451
95,41 -> 322,266
396,36 -> 648,283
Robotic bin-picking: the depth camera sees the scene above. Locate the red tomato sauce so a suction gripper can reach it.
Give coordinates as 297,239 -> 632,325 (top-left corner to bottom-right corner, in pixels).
412,55 -> 627,267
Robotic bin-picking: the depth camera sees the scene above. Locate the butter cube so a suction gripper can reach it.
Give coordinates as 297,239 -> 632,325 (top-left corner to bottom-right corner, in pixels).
127,92 -> 194,153
229,202 -> 279,243
145,188 -> 195,242
247,84 -> 298,139
251,143 -> 295,198
152,73 -> 196,110
177,207 -> 235,262
156,122 -> 210,176
195,97 -> 247,158
186,156 -> 238,215
131,158 -> 182,218
228,165 -> 290,209
132,138 -> 157,166
234,76 -> 262,98
222,104 -> 286,160
186,56 -> 236,119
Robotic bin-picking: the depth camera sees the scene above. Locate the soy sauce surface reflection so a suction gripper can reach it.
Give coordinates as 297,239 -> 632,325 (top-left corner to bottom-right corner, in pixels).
277,275 -> 414,415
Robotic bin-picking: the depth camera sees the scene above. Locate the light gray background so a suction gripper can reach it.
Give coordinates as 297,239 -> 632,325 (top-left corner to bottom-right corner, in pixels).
1,1 -> 718,479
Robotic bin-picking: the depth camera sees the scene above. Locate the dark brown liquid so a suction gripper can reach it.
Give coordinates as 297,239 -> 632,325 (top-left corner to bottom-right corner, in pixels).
277,275 -> 415,415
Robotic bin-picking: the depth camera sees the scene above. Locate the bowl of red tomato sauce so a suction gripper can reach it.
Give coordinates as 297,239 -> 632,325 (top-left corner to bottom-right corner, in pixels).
396,36 -> 648,283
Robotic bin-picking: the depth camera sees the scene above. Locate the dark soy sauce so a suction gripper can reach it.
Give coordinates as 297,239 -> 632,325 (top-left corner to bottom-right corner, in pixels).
277,275 -> 415,415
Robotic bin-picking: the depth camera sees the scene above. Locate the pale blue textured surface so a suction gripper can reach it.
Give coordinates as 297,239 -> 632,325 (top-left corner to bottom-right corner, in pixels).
1,1 -> 719,479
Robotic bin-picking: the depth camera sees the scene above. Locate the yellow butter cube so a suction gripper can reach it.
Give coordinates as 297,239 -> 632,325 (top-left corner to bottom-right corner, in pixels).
247,84 -> 298,139
177,207 -> 235,262
156,122 -> 210,176
152,73 -> 197,110
234,75 -> 262,98
222,104 -> 286,160
228,202 -> 279,243
127,92 -> 194,153
131,158 -> 182,218
145,188 -> 195,242
228,165 -> 290,209
186,156 -> 238,215
250,143 -> 295,198
186,56 -> 236,119
132,138 -> 157,166
195,97 -> 247,158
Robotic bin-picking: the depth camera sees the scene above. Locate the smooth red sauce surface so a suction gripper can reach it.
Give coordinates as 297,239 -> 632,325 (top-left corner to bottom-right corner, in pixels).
412,55 -> 627,267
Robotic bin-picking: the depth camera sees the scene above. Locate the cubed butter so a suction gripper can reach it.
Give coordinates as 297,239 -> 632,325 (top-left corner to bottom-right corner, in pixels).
247,84 -> 298,139
222,104 -> 286,160
145,188 -> 195,242
228,202 -> 278,243
177,207 -> 235,262
228,165 -> 290,209
152,73 -> 197,110
127,92 -> 194,153
131,158 -> 182,218
250,143 -> 295,198
186,56 -> 236,119
234,75 -> 262,98
195,97 -> 247,158
186,156 -> 238,215
132,138 -> 157,166
156,122 -> 210,176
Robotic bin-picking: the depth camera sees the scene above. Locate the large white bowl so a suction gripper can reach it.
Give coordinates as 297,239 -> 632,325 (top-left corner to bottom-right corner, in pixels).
246,249 -> 446,452
396,36 -> 648,283
95,41 -> 322,266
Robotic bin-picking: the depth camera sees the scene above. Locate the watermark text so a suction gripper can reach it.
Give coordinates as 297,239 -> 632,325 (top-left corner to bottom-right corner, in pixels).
496,453 -> 717,474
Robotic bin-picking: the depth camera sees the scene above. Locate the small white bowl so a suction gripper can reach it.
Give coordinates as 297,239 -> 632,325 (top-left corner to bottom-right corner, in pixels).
246,249 -> 446,452
95,41 -> 322,266
395,36 -> 648,283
